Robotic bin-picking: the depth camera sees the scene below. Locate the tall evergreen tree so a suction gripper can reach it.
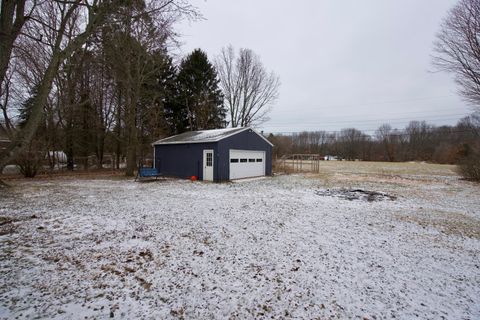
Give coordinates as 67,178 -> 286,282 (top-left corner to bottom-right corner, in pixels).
143,52 -> 179,136
138,50 -> 177,159
18,86 -> 40,128
176,49 -> 226,132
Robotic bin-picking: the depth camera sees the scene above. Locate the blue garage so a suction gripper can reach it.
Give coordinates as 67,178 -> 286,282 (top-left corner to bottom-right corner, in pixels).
152,127 -> 273,182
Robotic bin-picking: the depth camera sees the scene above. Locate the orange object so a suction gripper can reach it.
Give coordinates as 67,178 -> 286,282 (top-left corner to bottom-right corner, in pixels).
190,175 -> 198,181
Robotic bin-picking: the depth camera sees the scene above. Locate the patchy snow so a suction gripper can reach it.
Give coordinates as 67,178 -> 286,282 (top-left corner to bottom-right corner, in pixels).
153,127 -> 246,144
0,172 -> 479,319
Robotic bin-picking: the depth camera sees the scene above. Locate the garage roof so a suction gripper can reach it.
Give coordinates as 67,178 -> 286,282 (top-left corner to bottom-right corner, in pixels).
153,127 -> 273,146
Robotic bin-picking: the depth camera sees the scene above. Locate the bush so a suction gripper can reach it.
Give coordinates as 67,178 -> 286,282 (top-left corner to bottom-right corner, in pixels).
16,149 -> 42,178
457,146 -> 480,181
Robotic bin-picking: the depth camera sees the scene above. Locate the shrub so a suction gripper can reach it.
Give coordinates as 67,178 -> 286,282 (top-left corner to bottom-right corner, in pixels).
457,145 -> 480,181
16,149 -> 42,178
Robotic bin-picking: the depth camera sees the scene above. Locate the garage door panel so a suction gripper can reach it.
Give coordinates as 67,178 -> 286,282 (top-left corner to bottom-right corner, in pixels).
229,150 -> 265,180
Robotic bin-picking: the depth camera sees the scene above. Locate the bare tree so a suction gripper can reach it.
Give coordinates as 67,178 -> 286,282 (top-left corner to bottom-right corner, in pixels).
0,0 -> 37,138
0,0 -> 198,176
458,112 -> 480,137
456,112 -> 480,180
433,0 -> 480,109
0,0 -> 32,91
375,124 -> 397,161
216,45 -> 280,127
337,128 -> 362,160
0,0 -> 112,172
0,68 -> 15,137
405,121 -> 435,161
307,131 -> 328,154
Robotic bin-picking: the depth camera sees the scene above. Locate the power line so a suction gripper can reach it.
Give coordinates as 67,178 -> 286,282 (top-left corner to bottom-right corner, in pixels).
272,95 -> 463,113
267,114 -> 468,126
273,107 -> 470,117
265,128 -> 479,136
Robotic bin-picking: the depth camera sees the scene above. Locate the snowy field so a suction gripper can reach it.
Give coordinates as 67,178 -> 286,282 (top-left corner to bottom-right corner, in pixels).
0,162 -> 479,319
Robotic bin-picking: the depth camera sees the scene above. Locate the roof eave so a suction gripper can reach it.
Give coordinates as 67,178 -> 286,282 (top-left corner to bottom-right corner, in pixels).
152,140 -> 219,146
152,127 -> 274,147
152,127 -> 249,145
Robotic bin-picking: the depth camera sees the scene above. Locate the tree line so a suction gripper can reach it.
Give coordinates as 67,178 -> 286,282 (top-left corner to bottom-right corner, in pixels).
268,114 -> 480,166
0,0 -> 280,178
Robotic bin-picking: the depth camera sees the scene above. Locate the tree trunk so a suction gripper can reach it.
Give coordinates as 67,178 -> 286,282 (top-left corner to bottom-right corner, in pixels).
96,130 -> 105,169
0,0 -> 27,89
115,87 -> 122,170
66,122 -> 74,171
125,90 -> 137,176
65,85 -> 75,170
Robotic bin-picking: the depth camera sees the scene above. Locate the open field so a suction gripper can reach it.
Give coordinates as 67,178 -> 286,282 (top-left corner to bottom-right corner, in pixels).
281,159 -> 459,176
0,162 -> 479,319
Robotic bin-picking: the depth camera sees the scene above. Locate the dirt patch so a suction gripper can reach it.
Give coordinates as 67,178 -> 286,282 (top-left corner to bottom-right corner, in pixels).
315,188 -> 397,202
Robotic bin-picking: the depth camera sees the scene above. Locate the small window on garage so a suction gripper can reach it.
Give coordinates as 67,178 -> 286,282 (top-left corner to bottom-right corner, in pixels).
240,159 -> 247,163
248,159 -> 255,162
256,158 -> 263,162
230,159 -> 239,163
206,153 -> 213,167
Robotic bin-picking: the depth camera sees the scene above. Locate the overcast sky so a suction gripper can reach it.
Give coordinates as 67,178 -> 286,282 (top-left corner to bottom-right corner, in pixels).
177,0 -> 473,134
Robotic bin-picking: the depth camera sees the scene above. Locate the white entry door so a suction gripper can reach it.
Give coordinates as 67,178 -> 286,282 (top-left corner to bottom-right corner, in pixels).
229,149 -> 265,180
203,149 -> 214,181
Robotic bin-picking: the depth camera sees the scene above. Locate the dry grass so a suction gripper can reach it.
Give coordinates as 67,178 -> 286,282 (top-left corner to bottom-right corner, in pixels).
278,161 -> 457,189
299,161 -> 456,188
305,160 -> 457,176
296,161 -> 480,239
396,211 -> 480,239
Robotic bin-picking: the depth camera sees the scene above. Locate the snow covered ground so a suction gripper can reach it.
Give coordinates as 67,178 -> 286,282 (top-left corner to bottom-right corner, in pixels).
0,164 -> 479,319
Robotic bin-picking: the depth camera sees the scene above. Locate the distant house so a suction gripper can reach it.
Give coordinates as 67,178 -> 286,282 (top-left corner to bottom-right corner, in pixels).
324,155 -> 339,161
152,127 -> 273,182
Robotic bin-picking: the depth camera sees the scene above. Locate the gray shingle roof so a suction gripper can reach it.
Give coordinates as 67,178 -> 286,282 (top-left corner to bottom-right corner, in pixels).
153,127 -> 273,146
153,127 -> 249,145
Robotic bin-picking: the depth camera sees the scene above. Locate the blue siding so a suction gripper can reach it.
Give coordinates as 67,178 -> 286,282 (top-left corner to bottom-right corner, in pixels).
154,129 -> 272,182
154,142 -> 218,180
217,129 -> 272,181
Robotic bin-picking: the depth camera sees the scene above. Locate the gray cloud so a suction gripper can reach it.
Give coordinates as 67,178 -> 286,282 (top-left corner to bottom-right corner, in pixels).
178,0 -> 473,133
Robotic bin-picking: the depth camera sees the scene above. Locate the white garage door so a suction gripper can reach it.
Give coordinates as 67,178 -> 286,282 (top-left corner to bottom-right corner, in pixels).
229,149 -> 265,180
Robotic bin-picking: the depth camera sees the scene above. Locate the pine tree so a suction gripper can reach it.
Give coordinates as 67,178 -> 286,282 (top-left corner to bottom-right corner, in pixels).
138,50 -> 177,159
176,49 -> 226,132
18,86 -> 42,128
143,52 -> 181,136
